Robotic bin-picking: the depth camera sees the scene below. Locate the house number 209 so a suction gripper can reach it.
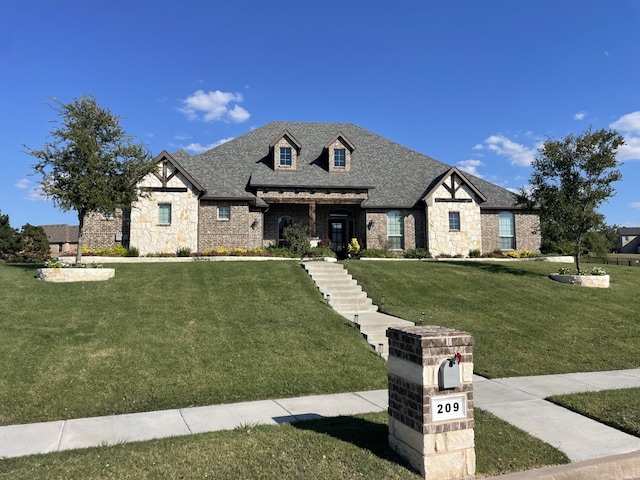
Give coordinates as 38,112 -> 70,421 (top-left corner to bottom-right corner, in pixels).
431,395 -> 466,422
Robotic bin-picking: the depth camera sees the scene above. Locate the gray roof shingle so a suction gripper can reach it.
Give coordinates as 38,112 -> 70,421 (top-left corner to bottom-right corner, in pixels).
174,121 -> 520,209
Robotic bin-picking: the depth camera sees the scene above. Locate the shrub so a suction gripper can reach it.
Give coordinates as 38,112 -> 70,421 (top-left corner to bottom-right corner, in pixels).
347,238 -> 361,257
125,246 -> 139,257
309,246 -> 336,258
403,248 -> 431,259
176,247 -> 192,257
265,247 -> 297,258
557,266 -> 570,274
590,266 -> 607,276
281,225 -> 311,257
360,248 -> 400,258
469,249 -> 481,258
505,250 -> 521,258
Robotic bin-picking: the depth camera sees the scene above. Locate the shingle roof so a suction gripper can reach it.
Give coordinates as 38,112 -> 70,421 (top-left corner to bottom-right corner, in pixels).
40,224 -> 79,243
175,121 -> 520,209
618,227 -> 640,236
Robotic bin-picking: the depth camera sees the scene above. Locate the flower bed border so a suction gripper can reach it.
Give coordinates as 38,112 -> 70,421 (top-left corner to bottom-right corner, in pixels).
37,268 -> 115,283
549,274 -> 610,288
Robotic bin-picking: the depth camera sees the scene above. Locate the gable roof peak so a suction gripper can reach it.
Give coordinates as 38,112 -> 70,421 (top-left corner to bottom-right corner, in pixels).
268,129 -> 302,152
324,131 -> 356,151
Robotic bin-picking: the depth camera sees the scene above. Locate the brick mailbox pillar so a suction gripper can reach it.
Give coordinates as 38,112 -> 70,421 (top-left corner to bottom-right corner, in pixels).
387,326 -> 475,479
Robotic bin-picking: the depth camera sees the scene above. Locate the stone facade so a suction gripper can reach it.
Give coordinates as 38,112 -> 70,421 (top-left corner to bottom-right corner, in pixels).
37,267 -> 115,282
426,182 -> 482,257
129,165 -> 199,255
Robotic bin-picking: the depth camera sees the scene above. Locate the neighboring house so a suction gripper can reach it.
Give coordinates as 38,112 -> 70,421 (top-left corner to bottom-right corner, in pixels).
83,122 -> 541,257
617,227 -> 640,254
40,224 -> 79,255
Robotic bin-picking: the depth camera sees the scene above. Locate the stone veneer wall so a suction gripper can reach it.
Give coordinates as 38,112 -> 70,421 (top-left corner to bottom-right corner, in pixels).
83,210 -> 126,250
198,201 -> 263,250
129,167 -> 199,255
426,183 -> 482,257
480,210 -> 541,254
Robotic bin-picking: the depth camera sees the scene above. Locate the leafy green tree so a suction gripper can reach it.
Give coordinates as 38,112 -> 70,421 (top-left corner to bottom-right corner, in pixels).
518,128 -> 624,273
20,224 -> 50,263
0,211 -> 23,259
25,96 -> 156,263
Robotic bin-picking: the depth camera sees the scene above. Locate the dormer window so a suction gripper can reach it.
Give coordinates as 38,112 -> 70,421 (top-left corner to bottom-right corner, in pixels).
269,129 -> 301,171
325,133 -> 355,173
280,147 -> 292,167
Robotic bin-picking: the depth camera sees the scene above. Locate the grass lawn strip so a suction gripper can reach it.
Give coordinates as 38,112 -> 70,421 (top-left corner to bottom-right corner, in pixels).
0,411 -> 569,479
549,388 -> 640,438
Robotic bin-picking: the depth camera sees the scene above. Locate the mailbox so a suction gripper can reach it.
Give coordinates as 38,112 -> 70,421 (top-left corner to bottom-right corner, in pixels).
438,357 -> 461,390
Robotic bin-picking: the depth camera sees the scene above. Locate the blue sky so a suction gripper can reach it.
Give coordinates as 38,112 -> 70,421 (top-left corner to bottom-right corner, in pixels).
2,0 -> 640,229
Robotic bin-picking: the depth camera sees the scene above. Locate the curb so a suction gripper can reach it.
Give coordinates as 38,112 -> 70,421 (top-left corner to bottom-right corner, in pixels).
485,451 -> 640,480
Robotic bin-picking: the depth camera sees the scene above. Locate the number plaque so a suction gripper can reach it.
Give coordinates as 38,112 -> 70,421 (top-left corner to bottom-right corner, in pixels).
431,394 -> 466,422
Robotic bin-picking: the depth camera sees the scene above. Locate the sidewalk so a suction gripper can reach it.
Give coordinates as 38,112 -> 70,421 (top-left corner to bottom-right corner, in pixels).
2,370 -> 640,477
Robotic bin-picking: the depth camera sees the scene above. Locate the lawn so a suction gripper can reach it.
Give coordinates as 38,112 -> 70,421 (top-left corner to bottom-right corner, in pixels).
0,411 -> 568,479
0,261 -> 387,426
345,259 -> 640,377
8,258 -> 636,477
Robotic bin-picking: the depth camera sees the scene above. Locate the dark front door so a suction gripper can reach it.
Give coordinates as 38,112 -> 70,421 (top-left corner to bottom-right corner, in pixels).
329,219 -> 347,258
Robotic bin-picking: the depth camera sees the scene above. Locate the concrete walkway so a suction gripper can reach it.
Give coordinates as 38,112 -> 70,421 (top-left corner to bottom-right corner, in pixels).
2,369 -> 640,472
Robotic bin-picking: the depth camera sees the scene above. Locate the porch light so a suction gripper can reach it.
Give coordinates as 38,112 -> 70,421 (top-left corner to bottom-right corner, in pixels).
420,311 -> 425,324
376,343 -> 384,356
367,220 -> 375,230
354,314 -> 359,324
251,219 -> 259,229
326,294 -> 331,305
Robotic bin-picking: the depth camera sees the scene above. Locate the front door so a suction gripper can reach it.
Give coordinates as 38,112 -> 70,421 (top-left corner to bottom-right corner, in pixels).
329,219 -> 347,258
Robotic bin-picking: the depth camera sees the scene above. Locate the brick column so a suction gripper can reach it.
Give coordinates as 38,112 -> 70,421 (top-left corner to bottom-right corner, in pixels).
387,326 -> 475,479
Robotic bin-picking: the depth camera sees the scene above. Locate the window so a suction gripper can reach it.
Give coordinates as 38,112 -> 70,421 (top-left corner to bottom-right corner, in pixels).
387,210 -> 404,249
499,212 -> 515,250
449,211 -> 460,231
278,216 -> 293,245
217,206 -> 230,220
279,147 -> 292,167
158,203 -> 171,225
334,148 -> 346,168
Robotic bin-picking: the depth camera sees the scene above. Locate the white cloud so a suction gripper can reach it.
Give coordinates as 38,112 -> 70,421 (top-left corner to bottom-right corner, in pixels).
178,90 -> 250,123
457,159 -> 484,178
611,111 -> 640,161
574,111 -> 587,120
25,186 -> 47,202
14,178 -> 30,189
174,132 -> 192,141
630,202 -> 640,210
483,135 -> 537,167
183,137 -> 234,154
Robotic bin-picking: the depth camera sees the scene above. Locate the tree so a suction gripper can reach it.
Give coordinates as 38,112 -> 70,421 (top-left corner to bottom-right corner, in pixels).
518,128 -> 624,273
20,224 -> 50,263
0,211 -> 23,259
25,96 -> 156,263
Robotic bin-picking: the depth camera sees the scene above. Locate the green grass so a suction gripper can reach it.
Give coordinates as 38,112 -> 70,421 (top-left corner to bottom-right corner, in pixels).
0,262 -> 387,425
0,411 -> 568,479
549,388 -> 640,438
345,260 -> 640,377
5,259 -> 616,477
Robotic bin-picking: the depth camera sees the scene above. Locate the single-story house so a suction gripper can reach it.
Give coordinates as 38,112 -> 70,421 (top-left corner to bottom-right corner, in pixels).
40,224 -> 79,255
617,227 -> 640,254
83,121 -> 541,257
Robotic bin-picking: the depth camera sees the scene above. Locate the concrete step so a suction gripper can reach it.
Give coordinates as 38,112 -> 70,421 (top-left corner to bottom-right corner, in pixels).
302,262 -> 345,272
310,273 -> 354,283
329,296 -> 373,307
334,304 -> 379,314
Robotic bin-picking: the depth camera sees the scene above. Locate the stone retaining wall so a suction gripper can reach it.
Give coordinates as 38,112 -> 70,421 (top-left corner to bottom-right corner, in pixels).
37,268 -> 115,282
